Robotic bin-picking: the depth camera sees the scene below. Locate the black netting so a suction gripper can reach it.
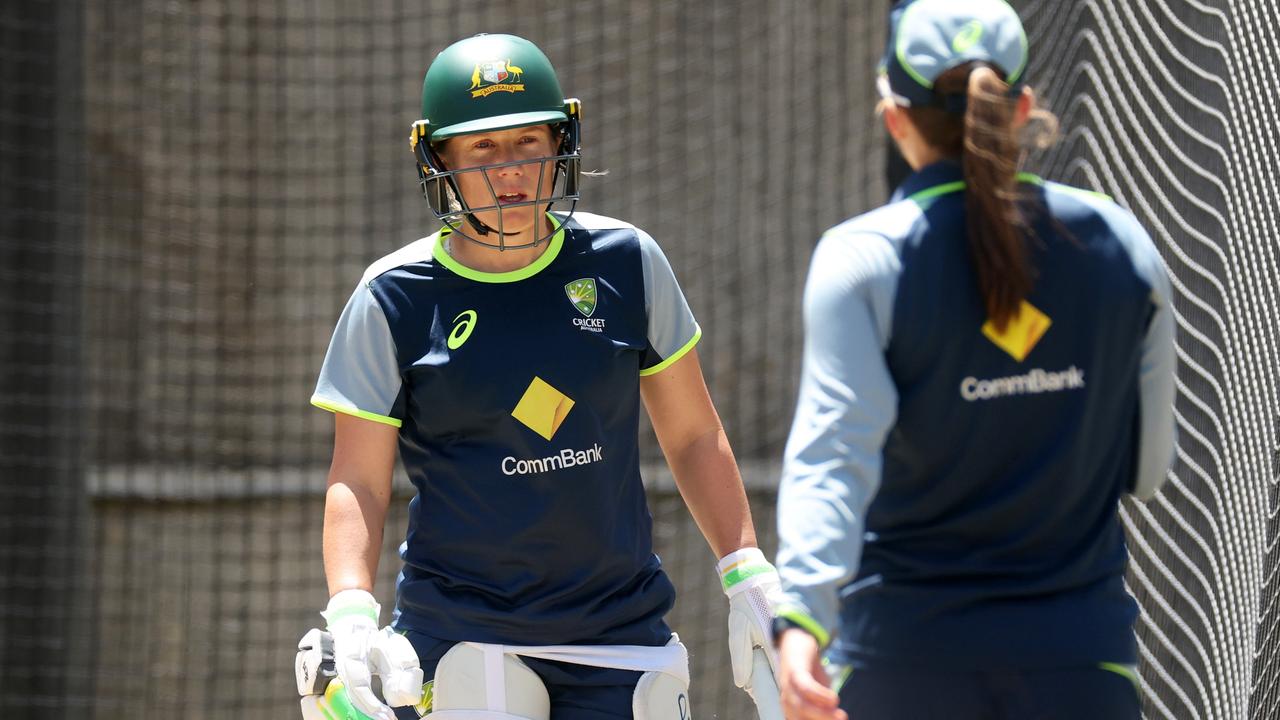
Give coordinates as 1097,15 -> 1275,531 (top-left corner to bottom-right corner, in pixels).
1020,2 -> 1280,718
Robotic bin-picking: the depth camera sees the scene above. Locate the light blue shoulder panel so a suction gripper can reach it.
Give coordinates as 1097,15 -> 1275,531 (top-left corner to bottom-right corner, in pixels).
636,228 -> 700,375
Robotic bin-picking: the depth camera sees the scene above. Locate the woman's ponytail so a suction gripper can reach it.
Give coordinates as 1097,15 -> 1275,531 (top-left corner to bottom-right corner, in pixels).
962,66 -> 1026,332
903,63 -> 1058,332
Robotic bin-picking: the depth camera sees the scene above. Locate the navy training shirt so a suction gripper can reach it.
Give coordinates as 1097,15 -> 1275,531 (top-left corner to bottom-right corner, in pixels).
312,211 -> 701,647
775,162 -> 1177,669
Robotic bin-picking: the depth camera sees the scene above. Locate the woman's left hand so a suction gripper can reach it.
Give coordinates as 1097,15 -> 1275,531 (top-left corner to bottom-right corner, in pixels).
776,629 -> 847,720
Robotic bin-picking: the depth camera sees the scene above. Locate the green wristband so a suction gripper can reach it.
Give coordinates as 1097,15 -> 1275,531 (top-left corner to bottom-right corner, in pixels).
721,563 -> 777,591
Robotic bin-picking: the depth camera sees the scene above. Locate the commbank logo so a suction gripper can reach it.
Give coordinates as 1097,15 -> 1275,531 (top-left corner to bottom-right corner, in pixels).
982,300 -> 1051,362
502,444 -> 603,476
506,378 -> 604,475
960,366 -> 1086,401
511,376 -> 574,441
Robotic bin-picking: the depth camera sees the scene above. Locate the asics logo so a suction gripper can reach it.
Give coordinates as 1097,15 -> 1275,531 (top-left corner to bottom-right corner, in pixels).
952,20 -> 985,53
448,310 -> 477,350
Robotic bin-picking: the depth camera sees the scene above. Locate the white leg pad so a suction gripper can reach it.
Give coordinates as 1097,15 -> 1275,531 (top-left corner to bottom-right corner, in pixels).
426,643 -> 550,720
632,669 -> 692,720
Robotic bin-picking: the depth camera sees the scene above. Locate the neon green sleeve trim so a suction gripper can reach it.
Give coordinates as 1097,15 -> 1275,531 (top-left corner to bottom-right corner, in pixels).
1099,662 -> 1140,691
639,325 -> 702,376
432,214 -> 565,284
777,607 -> 831,648
311,396 -> 403,428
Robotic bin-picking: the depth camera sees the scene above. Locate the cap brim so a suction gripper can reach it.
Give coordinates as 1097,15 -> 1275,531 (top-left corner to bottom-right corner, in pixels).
431,110 -> 568,141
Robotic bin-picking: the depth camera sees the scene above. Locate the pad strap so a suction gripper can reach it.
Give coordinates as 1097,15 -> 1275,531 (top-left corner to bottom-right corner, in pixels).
467,634 -> 690,686
484,644 -> 506,712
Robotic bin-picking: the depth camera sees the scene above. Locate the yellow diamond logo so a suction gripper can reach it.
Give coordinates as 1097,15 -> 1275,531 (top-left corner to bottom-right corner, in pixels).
982,300 -> 1051,362
511,377 -> 575,441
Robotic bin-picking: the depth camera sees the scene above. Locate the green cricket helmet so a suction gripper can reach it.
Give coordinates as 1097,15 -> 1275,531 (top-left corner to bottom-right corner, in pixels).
410,33 -> 581,250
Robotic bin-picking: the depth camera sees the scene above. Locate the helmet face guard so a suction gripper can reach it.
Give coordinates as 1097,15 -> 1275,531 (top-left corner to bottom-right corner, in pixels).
409,100 -> 581,251
413,34 -> 583,251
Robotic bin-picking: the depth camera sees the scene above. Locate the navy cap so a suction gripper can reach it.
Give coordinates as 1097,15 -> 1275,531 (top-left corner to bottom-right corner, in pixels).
879,0 -> 1028,112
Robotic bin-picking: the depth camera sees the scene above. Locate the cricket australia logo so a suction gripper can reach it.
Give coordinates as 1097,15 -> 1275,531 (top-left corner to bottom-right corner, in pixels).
468,59 -> 525,98
566,278 -> 605,332
566,278 -> 597,316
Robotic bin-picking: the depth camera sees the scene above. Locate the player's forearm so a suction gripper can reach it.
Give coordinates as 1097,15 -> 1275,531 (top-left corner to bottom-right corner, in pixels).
666,426 -> 758,557
323,476 -> 390,596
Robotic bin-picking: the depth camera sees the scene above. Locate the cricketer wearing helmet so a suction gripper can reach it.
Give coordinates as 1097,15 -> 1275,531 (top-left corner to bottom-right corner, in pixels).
296,33 -> 784,720
412,34 -> 581,250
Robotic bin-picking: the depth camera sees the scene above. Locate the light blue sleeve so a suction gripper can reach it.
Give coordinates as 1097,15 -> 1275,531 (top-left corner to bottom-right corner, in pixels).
311,283 -> 404,428
637,230 -> 701,376
1114,213 -> 1177,500
775,230 -> 901,644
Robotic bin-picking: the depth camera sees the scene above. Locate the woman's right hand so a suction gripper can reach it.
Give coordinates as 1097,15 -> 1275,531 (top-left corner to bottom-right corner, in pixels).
777,628 -> 848,720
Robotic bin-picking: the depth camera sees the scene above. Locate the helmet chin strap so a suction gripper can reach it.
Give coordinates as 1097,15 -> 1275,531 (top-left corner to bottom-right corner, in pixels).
456,158 -> 560,250
464,214 -> 522,238
449,160 -> 547,249
428,150 -> 574,252
449,213 -> 551,251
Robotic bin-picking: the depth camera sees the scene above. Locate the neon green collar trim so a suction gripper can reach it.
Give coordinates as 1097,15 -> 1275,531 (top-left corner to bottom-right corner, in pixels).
907,172 -> 1046,204
433,214 -> 565,284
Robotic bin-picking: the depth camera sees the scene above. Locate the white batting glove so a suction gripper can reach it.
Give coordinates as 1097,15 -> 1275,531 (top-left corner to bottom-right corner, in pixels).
717,548 -> 785,701
321,589 -> 424,720
370,627 -> 426,707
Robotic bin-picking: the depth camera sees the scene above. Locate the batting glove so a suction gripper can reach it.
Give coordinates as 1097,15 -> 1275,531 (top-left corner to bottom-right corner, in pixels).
718,548 -> 784,699
320,589 -> 424,720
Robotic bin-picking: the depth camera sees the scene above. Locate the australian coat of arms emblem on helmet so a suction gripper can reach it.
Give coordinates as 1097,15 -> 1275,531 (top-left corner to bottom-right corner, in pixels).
469,59 -> 525,98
